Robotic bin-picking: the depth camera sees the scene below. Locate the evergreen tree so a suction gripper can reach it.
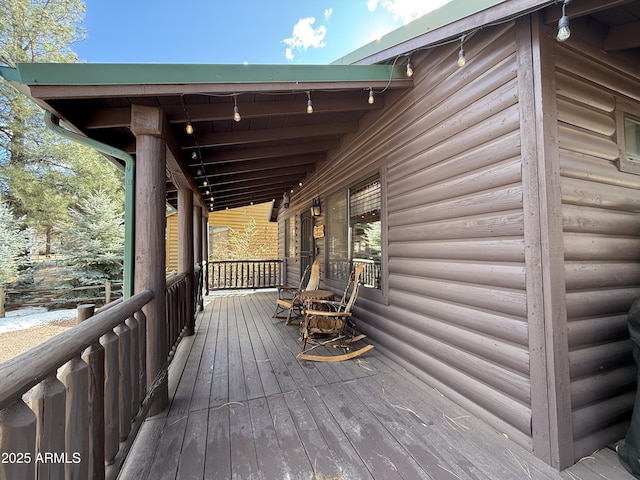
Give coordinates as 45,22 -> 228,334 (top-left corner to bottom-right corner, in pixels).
0,200 -> 32,286
59,190 -> 124,287
1,1 -> 124,255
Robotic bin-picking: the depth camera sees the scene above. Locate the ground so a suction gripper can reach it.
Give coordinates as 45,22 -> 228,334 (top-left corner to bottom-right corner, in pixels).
0,318 -> 75,364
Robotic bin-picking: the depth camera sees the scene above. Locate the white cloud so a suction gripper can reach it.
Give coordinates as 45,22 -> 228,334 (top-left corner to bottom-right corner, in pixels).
283,17 -> 327,61
369,0 -> 451,24
324,8 -> 333,20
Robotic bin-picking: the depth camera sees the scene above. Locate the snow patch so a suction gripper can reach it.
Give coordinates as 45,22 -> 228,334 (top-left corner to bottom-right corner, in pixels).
0,308 -> 77,334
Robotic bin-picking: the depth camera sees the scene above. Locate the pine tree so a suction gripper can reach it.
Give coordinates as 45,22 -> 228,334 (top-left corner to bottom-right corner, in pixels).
0,200 -> 32,286
58,190 -> 124,287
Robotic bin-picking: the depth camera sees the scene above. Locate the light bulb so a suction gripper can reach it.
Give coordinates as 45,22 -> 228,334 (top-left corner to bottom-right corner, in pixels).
185,122 -> 193,135
306,92 -> 313,114
368,88 -> 374,104
457,48 -> 466,67
556,15 -> 570,42
203,180 -> 208,186
191,151 -> 198,160
406,61 -> 413,78
233,105 -> 241,122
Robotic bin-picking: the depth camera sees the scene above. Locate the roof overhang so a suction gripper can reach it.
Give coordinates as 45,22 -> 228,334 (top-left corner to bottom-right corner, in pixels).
0,63 -> 411,212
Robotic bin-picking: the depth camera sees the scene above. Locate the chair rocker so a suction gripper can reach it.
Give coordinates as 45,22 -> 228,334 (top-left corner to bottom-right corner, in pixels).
297,264 -> 374,362
273,258 -> 320,325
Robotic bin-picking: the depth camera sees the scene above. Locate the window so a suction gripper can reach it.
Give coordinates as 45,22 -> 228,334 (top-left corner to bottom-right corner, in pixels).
615,98 -> 640,175
624,116 -> 640,158
326,174 -> 382,289
285,217 -> 295,257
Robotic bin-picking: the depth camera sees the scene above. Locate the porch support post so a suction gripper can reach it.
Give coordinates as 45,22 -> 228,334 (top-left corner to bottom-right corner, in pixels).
202,215 -> 209,296
131,104 -> 168,415
178,188 -> 195,335
193,204 -> 204,311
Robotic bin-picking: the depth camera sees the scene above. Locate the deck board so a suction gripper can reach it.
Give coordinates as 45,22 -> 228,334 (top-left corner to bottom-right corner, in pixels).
120,290 -> 636,480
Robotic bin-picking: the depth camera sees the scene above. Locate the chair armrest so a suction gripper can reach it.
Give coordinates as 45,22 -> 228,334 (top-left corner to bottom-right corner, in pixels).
304,310 -> 352,317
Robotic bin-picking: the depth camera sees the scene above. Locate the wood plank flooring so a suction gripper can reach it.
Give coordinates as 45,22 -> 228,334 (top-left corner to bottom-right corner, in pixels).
119,291 -> 635,480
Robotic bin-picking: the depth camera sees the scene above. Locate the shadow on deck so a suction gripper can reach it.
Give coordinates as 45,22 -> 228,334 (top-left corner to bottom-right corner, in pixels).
120,291 -> 633,480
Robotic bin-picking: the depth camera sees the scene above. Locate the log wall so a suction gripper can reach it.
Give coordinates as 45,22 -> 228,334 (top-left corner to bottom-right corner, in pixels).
554,40 -> 640,460
281,22 -> 536,448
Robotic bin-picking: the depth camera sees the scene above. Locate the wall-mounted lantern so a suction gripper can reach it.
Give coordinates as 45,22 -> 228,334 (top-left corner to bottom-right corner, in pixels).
311,197 -> 321,217
283,192 -> 290,208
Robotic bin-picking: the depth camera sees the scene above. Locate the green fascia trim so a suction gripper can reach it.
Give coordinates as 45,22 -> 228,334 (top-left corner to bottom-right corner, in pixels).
3,63 -> 403,86
332,0 -> 506,65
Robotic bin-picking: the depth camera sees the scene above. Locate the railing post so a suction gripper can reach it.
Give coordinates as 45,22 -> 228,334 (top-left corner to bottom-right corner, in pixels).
78,304 -> 106,480
114,322 -> 131,441
28,373 -> 66,480
59,356 -> 90,479
0,399 -> 36,480
100,330 -> 119,465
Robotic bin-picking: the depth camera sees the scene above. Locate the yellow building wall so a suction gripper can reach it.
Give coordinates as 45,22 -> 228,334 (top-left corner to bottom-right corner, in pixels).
165,201 -> 278,274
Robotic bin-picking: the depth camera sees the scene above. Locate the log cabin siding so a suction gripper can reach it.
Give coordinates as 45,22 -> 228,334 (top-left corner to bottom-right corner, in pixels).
383,25 -> 533,446
555,40 -> 640,460
294,23 -> 538,448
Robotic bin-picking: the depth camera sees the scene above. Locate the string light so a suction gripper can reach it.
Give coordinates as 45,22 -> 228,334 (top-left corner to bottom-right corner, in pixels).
191,150 -> 198,160
368,87 -> 375,105
233,95 -> 241,122
556,0 -> 572,42
306,91 -> 313,114
457,35 -> 466,67
185,122 -> 193,135
406,58 -> 413,78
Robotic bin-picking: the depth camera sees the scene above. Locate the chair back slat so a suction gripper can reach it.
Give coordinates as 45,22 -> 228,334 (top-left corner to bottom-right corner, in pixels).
344,264 -> 366,313
304,259 -> 321,291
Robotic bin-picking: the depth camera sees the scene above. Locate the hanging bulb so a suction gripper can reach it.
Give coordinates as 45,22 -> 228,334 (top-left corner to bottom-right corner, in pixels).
197,168 -> 203,176
185,122 -> 193,135
556,0 -> 571,42
203,180 -> 208,186
457,35 -> 466,67
406,60 -> 413,78
191,150 -> 198,160
368,88 -> 375,105
205,189 -> 210,195
306,91 -> 313,114
233,96 -> 241,122
457,48 -> 466,67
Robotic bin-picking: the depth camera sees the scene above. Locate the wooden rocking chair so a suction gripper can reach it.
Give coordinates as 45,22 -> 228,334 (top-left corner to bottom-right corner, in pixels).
297,263 -> 374,362
273,258 -> 320,325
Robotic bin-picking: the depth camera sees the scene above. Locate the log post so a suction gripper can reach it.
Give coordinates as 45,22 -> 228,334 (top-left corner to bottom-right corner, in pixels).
114,322 -> 131,441
28,374 -> 66,480
131,104 -> 168,416
0,285 -> 5,318
100,330 -> 119,465
105,280 -> 112,305
179,188 -> 195,335
0,399 -> 36,480
134,310 -> 147,406
125,315 -> 140,413
202,215 -> 209,297
59,356 -> 90,480
193,204 -> 203,312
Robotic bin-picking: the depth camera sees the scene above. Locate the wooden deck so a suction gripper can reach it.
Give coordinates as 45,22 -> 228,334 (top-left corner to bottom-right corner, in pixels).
119,291 -> 634,480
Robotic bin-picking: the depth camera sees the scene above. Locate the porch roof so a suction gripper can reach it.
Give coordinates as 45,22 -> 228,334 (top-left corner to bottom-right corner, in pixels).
0,62 -> 411,213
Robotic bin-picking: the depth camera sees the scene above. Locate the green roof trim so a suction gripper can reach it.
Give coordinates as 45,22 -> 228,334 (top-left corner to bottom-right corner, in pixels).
332,0 -> 506,65
1,63 -> 404,86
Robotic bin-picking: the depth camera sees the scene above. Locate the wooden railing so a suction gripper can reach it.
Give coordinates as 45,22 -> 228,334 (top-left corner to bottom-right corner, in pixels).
0,273 -> 194,480
208,259 -> 282,290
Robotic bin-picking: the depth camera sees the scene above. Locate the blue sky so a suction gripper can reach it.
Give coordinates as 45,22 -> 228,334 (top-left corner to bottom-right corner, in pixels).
73,0 -> 451,65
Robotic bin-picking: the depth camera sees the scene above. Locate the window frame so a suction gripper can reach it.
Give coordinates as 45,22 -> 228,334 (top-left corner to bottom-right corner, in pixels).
324,170 -> 388,303
284,216 -> 295,258
615,97 -> 640,175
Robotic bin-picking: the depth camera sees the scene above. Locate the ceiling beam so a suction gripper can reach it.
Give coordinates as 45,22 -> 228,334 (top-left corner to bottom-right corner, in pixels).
187,122 -> 358,148
84,97 -> 383,129
192,140 -> 337,166
204,153 -> 322,176
198,164 -> 313,185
